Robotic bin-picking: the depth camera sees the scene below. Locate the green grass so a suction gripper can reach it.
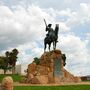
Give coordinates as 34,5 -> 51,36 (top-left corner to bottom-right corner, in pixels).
82,80 -> 90,82
0,74 -> 22,82
14,85 -> 90,90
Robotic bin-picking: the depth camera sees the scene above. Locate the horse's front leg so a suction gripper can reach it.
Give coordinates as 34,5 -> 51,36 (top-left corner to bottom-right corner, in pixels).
44,42 -> 46,52
53,41 -> 55,50
55,41 -> 57,50
49,43 -> 51,52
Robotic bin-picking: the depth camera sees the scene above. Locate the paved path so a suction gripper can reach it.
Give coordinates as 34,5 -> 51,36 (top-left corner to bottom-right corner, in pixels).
0,82 -> 90,86
13,82 -> 90,86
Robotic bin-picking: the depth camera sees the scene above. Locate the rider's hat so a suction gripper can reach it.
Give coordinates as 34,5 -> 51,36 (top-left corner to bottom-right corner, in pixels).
48,24 -> 52,27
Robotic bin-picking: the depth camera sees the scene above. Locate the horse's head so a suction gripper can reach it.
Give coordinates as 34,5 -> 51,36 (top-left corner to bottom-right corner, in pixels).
55,24 -> 59,36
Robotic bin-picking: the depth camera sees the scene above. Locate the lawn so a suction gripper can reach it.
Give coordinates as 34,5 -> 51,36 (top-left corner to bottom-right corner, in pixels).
0,74 -> 90,90
14,85 -> 90,90
0,74 -> 22,82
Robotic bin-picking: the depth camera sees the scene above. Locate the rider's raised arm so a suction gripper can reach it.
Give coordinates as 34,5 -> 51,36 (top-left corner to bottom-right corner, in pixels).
46,26 -> 49,31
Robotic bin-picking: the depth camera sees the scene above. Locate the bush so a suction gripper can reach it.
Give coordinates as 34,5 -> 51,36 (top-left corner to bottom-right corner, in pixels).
33,57 -> 40,65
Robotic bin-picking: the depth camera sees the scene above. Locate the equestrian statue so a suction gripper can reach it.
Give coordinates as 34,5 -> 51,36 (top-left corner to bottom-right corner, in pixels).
44,19 -> 59,52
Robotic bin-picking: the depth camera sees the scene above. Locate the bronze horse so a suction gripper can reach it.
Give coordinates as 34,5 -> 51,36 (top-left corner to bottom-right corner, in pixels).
44,24 -> 59,52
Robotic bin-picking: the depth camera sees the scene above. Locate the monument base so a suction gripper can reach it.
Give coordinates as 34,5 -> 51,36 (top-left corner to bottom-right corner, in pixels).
25,49 -> 81,84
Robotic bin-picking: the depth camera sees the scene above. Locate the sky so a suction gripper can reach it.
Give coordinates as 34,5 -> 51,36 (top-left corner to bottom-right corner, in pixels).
0,0 -> 90,76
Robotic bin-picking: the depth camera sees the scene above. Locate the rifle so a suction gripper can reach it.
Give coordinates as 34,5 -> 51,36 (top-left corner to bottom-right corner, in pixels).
44,19 -> 47,27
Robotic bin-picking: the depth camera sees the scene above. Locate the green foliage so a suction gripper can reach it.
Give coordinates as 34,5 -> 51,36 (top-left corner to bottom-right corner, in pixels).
0,48 -> 19,74
0,74 -> 22,82
14,85 -> 90,90
0,56 -> 8,70
0,57 -> 4,66
33,57 -> 40,65
5,51 -> 9,57
8,48 -> 19,66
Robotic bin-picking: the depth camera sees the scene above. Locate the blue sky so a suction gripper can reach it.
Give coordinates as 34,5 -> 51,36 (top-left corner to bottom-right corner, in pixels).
0,0 -> 90,76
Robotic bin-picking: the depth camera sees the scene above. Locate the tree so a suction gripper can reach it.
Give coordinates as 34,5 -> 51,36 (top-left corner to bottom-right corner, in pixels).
8,48 -> 19,74
0,48 -> 19,74
4,51 -> 10,73
0,56 -> 9,74
5,51 -> 10,57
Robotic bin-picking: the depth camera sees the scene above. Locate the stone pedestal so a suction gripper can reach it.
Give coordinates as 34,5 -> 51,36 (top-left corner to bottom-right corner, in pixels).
25,49 -> 81,84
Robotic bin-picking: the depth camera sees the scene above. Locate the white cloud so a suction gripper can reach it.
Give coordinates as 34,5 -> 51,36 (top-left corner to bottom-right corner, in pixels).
16,42 -> 44,74
0,5 -> 46,50
86,33 -> 90,40
0,1 -> 4,5
0,5 -> 13,17
57,34 -> 89,76
47,3 -> 90,30
66,3 -> 90,27
64,0 -> 73,4
0,4 -> 70,51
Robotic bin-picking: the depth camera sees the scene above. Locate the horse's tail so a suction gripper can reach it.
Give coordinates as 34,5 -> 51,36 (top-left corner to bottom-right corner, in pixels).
55,24 -> 59,37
